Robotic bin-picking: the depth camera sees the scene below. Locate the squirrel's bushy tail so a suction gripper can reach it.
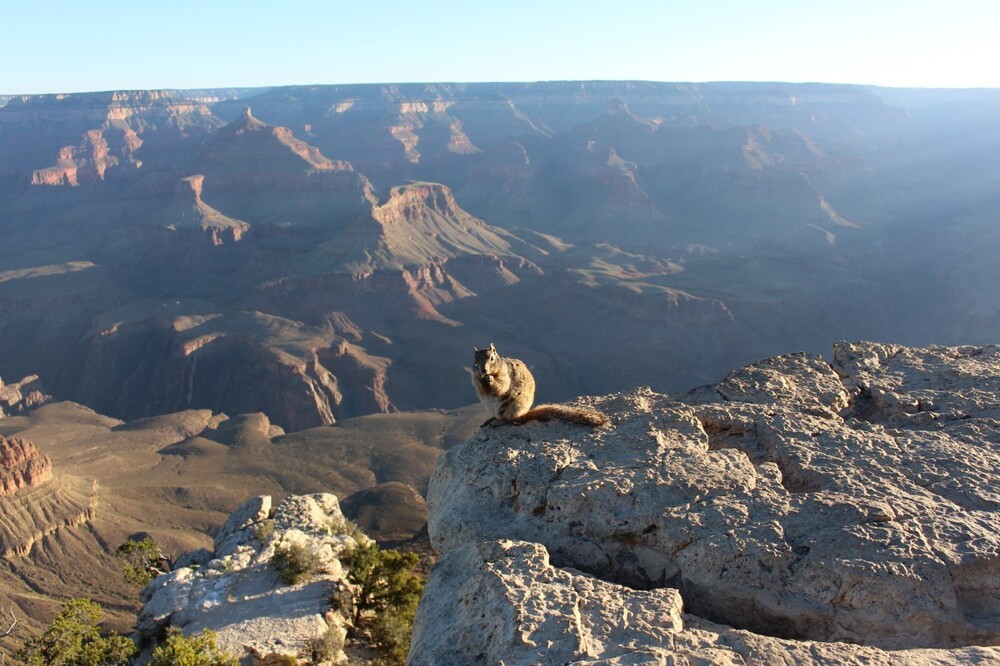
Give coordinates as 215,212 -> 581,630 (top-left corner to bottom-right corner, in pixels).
514,404 -> 608,427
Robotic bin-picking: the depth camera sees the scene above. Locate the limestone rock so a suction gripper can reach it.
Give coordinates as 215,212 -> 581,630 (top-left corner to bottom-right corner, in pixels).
416,341 -> 1000,663
412,538 -> 998,666
409,539 -> 683,666
138,493 -> 362,665
213,495 -> 272,557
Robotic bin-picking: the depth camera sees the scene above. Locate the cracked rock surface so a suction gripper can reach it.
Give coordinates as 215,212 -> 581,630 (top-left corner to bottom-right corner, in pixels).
139,493 -> 360,665
413,342 -> 1000,664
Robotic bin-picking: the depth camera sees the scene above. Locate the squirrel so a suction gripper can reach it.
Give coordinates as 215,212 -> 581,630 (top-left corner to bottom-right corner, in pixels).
471,343 -> 608,427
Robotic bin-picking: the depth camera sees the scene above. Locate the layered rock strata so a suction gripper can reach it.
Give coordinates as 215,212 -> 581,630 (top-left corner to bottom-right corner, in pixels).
0,431 -> 94,559
413,341 -> 1000,664
0,434 -> 52,496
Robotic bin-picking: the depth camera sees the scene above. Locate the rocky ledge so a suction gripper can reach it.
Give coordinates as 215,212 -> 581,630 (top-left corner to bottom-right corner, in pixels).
0,374 -> 50,417
411,341 -> 1000,664
138,494 -> 363,665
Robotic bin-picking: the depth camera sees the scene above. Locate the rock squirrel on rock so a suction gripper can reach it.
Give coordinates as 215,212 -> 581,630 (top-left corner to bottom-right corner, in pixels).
472,343 -> 608,427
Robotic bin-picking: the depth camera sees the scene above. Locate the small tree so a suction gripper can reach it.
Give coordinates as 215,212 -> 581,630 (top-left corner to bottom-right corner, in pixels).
149,627 -> 238,666
346,543 -> 424,626
116,537 -> 168,587
14,598 -> 136,666
345,542 -> 425,663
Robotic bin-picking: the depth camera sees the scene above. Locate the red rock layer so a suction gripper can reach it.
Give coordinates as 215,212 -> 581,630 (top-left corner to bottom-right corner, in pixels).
0,435 -> 53,496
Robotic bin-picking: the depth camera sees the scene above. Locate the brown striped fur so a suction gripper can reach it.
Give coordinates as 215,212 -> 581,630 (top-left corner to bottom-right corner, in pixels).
472,343 -> 608,427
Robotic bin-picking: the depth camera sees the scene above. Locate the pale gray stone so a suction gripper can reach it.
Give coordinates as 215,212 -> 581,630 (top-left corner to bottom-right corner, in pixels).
409,539 -> 683,666
138,493 -> 355,665
416,342 -> 1000,664
214,495 -> 271,557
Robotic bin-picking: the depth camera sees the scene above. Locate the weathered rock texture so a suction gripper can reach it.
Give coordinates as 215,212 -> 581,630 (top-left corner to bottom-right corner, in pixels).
0,434 -> 52,496
414,341 -> 1000,664
138,494 -> 364,665
0,430 -> 94,558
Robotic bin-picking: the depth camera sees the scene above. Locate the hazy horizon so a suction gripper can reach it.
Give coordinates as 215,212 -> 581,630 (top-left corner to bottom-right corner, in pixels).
5,0 -> 1000,95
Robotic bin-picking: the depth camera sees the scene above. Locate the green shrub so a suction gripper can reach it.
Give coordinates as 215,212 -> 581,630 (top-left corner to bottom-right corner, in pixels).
345,543 -> 423,627
116,537 -> 168,587
369,608 -> 416,665
343,542 -> 425,664
149,627 -> 238,666
273,541 -> 319,585
252,519 -> 275,543
15,598 -> 137,666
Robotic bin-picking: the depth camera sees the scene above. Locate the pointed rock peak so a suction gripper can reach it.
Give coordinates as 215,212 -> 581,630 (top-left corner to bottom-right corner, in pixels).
210,110 -> 342,171
220,106 -> 268,136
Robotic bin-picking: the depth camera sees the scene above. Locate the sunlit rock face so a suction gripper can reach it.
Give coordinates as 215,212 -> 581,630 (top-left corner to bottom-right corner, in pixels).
412,341 -> 1000,664
0,434 -> 52,496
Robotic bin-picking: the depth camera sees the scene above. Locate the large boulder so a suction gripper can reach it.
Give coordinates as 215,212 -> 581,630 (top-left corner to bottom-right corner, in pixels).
413,342 -> 1000,664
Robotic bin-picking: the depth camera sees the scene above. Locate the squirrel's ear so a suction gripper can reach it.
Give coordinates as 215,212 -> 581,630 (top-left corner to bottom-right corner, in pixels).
473,346 -> 478,352
489,342 -> 496,351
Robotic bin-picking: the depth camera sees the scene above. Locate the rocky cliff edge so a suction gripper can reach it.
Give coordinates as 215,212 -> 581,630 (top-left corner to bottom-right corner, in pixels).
411,341 -> 1000,664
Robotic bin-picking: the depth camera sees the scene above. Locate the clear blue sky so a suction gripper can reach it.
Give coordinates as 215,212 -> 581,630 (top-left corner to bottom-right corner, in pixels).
4,0 -> 999,94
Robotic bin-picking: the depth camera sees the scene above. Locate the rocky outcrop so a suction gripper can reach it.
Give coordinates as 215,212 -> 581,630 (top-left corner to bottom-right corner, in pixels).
360,182 -> 530,270
138,494 -> 363,665
31,126 -> 142,186
215,107 -> 343,171
411,539 -> 997,666
0,431 -> 95,558
412,341 -> 1000,664
0,434 -> 52,496
0,374 -> 50,416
